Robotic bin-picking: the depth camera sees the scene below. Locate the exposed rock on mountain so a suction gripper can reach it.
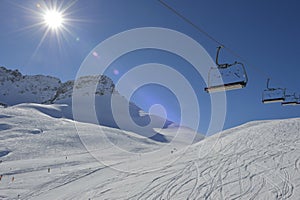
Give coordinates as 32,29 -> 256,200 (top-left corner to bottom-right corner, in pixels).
0,66 -> 115,105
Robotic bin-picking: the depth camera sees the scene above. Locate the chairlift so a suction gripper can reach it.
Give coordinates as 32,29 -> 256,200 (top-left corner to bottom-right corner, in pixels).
205,46 -> 248,93
281,93 -> 300,106
262,79 -> 286,104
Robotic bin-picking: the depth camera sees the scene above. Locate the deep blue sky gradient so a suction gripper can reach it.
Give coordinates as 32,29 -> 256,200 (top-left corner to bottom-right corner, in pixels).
0,0 -> 299,134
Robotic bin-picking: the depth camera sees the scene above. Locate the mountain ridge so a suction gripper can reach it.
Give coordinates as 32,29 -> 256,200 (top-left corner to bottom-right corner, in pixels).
0,66 -> 115,106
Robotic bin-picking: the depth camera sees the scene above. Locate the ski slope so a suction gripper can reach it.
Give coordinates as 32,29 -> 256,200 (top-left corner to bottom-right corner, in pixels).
1,104 -> 300,199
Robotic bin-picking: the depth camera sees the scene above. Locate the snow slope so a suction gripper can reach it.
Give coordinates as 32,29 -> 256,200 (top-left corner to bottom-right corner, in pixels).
1,105 -> 300,199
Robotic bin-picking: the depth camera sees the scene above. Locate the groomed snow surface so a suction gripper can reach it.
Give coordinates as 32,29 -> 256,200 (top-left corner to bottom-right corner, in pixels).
1,103 -> 300,199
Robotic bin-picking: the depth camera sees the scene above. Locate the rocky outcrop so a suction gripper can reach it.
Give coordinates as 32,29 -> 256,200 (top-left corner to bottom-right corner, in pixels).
0,66 -> 115,105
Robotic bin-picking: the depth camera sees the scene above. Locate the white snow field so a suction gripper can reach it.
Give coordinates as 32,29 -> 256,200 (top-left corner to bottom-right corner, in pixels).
1,103 -> 300,199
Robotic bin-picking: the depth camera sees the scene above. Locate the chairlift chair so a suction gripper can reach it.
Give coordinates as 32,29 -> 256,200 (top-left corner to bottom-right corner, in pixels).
205,46 -> 248,93
281,93 -> 300,106
262,79 -> 286,104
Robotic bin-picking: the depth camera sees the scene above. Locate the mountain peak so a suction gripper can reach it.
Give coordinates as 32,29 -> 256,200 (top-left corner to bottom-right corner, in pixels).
0,66 -> 115,105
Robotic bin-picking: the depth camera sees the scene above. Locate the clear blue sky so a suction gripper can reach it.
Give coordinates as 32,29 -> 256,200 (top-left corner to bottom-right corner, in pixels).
0,0 -> 299,134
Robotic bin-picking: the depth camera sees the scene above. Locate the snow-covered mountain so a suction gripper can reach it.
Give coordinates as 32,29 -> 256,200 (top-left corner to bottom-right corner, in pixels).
0,66 -> 115,105
0,66 -> 178,138
0,104 -> 300,199
0,67 -> 61,105
48,75 -> 115,103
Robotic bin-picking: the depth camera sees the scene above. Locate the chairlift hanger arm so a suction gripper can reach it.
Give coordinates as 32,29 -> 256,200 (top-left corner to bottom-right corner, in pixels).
265,78 -> 286,93
266,78 -> 270,89
265,78 -> 276,91
216,46 -> 236,68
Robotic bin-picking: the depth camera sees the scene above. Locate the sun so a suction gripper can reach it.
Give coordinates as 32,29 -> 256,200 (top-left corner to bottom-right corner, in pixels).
43,10 -> 64,30
15,0 -> 79,58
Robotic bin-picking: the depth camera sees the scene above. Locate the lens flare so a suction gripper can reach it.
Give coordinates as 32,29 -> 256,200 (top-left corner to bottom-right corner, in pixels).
113,69 -> 119,75
92,51 -> 99,57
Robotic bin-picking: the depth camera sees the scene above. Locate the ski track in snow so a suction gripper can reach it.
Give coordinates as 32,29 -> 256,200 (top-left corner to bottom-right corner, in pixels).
1,106 -> 300,199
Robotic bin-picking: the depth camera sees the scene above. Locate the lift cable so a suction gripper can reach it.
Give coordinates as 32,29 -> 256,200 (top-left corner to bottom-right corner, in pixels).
157,0 -> 223,47
157,0 -> 272,81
